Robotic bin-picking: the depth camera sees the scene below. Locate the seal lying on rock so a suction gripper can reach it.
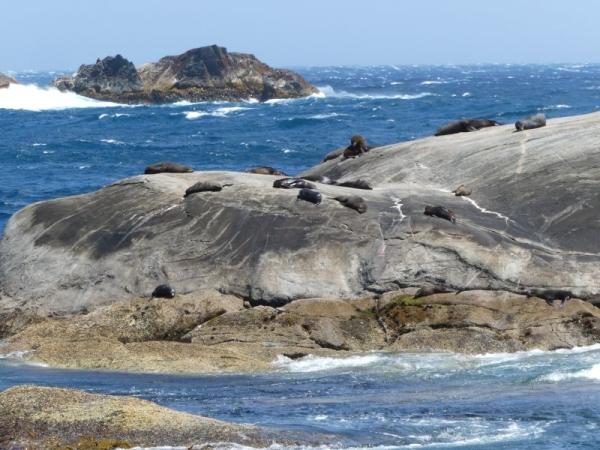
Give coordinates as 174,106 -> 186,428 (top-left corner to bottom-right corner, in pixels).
526,288 -> 572,304
144,162 -> 193,174
337,179 -> 373,190
342,135 -> 370,159
297,188 -> 322,205
434,119 -> 499,136
333,196 -> 367,214
322,148 -> 345,162
453,184 -> 472,196
184,181 -> 224,197
152,284 -> 176,299
515,113 -> 546,131
414,286 -> 453,298
248,166 -> 287,176
424,205 -> 456,224
273,178 -> 316,189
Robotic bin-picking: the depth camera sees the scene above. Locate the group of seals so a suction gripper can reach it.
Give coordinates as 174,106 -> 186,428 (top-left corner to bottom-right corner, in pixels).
144,161 -> 194,174
424,205 -> 456,224
515,113 -> 546,131
273,178 -> 316,189
434,119 -> 499,136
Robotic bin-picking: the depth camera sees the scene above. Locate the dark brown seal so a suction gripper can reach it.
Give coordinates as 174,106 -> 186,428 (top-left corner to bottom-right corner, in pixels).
273,178 -> 316,189
515,113 -> 546,131
424,205 -> 456,223
184,181 -> 223,197
334,196 -> 367,214
297,188 -> 322,205
452,184 -> 472,196
414,286 -> 453,298
342,135 -> 371,159
144,162 -> 193,174
434,119 -> 499,136
248,166 -> 287,176
337,179 -> 373,190
152,284 -> 175,299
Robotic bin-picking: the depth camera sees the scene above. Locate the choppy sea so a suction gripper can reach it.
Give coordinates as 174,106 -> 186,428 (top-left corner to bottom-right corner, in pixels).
2,64 -> 600,448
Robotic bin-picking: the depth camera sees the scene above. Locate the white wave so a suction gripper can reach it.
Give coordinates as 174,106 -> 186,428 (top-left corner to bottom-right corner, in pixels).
462,92 -> 472,97
184,106 -> 251,120
307,112 -> 345,119
100,139 -> 124,145
539,104 -> 571,111
0,83 -> 121,111
0,350 -> 32,360
32,142 -> 46,147
390,81 -> 403,85
275,354 -> 383,373
281,148 -> 296,154
99,112 -> 131,119
420,80 -> 446,85
316,85 -> 435,100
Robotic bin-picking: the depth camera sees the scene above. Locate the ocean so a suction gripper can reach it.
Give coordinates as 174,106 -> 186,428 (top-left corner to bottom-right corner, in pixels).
2,64 -> 600,448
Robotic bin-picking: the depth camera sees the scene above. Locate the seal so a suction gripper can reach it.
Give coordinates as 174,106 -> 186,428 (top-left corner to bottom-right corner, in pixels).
414,286 -> 453,298
322,147 -> 345,162
434,119 -> 499,136
144,161 -> 193,174
248,166 -> 287,176
515,113 -> 546,131
334,195 -> 367,214
152,284 -> 176,299
302,175 -> 336,185
342,135 -> 370,159
337,179 -> 373,190
424,205 -> 456,223
297,188 -> 322,205
452,184 -> 472,196
526,288 -> 572,303
184,181 -> 224,197
273,178 -> 317,189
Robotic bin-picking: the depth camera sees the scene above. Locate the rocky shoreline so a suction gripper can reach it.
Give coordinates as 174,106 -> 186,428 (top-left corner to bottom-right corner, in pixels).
51,45 -> 318,103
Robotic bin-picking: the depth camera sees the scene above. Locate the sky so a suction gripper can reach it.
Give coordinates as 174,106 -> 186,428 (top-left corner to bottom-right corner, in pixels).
1,0 -> 599,71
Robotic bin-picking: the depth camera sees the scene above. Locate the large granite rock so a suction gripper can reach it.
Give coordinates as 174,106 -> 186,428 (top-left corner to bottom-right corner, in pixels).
53,55 -> 143,102
0,385 -> 295,448
0,73 -> 17,89
2,113 -> 600,313
52,45 -> 318,103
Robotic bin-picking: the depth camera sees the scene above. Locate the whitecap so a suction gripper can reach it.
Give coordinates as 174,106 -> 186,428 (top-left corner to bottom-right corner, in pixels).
316,85 -> 435,100
184,106 -> 251,120
307,112 -> 345,119
420,80 -> 446,85
462,92 -> 472,97
0,83 -> 122,111
100,139 -> 125,145
32,143 -> 47,147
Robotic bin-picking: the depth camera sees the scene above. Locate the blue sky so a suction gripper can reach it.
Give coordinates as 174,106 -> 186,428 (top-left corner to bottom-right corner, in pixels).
1,0 -> 598,70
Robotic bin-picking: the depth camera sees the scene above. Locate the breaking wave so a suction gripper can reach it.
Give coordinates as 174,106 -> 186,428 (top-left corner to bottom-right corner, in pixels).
316,85 -> 435,100
0,83 -> 121,111
184,106 -> 251,120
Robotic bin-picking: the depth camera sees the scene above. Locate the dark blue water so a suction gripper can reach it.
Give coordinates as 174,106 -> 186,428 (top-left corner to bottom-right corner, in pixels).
2,348 -> 600,448
2,64 -> 600,234
3,65 -> 600,448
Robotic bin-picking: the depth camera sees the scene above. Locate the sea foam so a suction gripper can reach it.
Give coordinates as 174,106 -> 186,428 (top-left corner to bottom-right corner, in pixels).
316,85 -> 435,100
0,83 -> 121,111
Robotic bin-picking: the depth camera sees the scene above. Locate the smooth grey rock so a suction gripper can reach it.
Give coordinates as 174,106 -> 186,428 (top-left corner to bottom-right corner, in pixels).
3,113 -> 600,311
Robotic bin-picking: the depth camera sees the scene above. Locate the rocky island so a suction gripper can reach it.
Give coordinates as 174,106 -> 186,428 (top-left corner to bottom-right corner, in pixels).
1,112 -> 600,373
0,72 -> 17,89
52,45 -> 318,103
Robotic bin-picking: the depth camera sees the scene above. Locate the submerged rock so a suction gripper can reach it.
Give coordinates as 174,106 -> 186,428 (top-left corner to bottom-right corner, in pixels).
52,45 -> 318,103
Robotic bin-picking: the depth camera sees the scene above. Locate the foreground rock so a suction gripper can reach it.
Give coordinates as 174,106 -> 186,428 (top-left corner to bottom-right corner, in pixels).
53,45 -> 318,103
3,113 -> 600,312
0,385 -> 290,449
4,290 -> 600,373
0,73 -> 17,89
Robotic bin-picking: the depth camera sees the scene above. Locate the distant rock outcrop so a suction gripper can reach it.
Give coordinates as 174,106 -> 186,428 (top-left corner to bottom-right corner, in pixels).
0,73 -> 17,89
52,45 -> 318,103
